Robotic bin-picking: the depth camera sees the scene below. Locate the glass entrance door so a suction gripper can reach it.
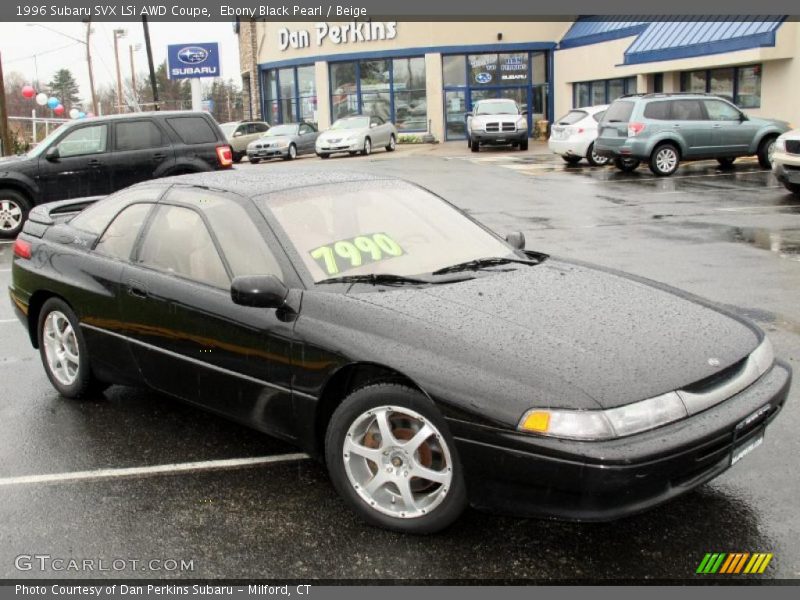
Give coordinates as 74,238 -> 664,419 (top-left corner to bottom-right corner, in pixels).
444,91 -> 467,140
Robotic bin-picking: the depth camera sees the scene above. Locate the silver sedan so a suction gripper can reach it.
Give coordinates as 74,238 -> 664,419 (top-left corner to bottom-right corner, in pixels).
247,122 -> 320,163
315,115 -> 398,158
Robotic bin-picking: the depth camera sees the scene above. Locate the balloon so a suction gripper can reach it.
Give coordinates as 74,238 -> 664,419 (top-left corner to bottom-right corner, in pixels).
53,104 -> 65,116
22,85 -> 36,99
47,97 -> 59,110
78,112 -> 86,119
35,92 -> 48,106
86,112 -> 95,118
69,108 -> 80,119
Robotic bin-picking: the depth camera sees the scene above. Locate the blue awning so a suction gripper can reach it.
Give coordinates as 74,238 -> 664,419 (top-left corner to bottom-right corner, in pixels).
559,17 -> 649,49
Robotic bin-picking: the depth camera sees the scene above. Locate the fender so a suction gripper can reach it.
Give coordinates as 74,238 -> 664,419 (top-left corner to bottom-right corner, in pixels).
163,157 -> 214,176
645,133 -> 687,158
0,172 -> 40,203
749,126 -> 783,154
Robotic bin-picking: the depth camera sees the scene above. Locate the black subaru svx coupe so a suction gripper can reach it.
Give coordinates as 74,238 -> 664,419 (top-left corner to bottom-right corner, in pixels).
8,170 -> 791,533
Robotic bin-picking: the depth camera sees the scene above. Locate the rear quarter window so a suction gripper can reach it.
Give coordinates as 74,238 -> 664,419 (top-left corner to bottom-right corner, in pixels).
643,101 -> 671,120
603,101 -> 635,122
557,110 -> 587,125
166,116 -> 219,145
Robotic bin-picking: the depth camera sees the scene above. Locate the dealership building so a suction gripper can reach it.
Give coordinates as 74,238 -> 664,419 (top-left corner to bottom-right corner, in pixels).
236,18 -> 799,141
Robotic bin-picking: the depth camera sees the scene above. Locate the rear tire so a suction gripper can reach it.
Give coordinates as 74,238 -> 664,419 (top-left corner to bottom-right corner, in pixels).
466,136 -> 472,148
649,143 -> 680,176
519,139 -> 529,151
386,134 -> 396,152
757,136 -> 777,169
783,182 -> 800,196
249,157 -> 260,165
614,157 -> 641,172
318,153 -> 330,159
37,298 -> 108,399
717,157 -> 736,168
0,190 -> 31,239
586,143 -> 610,167
324,383 -> 467,534
470,140 -> 479,153
232,152 -> 243,164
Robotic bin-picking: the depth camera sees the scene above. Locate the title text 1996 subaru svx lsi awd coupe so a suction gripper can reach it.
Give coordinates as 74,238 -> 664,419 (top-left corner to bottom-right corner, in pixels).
9,170 -> 791,533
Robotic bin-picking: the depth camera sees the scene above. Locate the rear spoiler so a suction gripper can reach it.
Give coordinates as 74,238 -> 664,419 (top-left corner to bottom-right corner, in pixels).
28,196 -> 105,226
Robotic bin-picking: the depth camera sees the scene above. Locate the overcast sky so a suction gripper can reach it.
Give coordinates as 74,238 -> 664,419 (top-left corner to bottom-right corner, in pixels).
0,21 -> 241,103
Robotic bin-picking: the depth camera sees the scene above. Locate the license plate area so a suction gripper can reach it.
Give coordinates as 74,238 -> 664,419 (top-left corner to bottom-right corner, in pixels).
731,429 -> 764,466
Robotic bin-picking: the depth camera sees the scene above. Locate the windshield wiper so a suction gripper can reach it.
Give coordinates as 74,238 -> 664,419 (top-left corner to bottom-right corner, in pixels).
317,274 -> 432,286
432,256 -> 538,275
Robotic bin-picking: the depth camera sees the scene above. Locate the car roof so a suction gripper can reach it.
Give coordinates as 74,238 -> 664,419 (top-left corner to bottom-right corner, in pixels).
155,169 -> 389,199
62,111 -> 214,126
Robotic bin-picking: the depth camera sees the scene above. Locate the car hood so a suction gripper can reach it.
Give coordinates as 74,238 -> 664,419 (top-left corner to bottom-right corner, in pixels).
318,129 -> 364,141
750,116 -> 791,130
342,260 -> 759,415
0,154 -> 32,168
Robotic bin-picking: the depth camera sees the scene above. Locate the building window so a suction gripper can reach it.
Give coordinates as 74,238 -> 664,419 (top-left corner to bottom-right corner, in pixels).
572,77 -> 636,108
442,55 -> 466,87
261,65 -> 318,126
329,58 -> 428,131
680,64 -> 761,108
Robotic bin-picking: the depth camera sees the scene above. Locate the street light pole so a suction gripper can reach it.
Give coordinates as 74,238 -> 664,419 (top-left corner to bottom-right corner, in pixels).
113,29 -> 127,113
0,52 -> 14,156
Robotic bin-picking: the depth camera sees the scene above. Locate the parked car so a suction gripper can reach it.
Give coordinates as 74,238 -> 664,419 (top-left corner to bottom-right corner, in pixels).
595,93 -> 791,176
247,122 -> 320,163
220,120 -> 270,162
549,105 -> 610,166
10,170 -> 790,533
0,111 -> 233,238
772,130 -> 800,196
466,99 -> 529,152
316,115 -> 397,158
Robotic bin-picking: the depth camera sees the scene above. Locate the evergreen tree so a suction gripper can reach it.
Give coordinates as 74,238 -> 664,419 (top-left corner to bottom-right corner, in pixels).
46,69 -> 80,108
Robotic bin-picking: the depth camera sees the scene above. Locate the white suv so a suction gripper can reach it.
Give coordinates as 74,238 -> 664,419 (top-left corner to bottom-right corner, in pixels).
772,130 -> 800,196
549,105 -> 609,166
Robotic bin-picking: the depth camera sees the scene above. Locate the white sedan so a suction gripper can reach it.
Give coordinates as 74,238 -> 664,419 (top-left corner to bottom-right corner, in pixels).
549,104 -> 609,166
316,115 -> 398,158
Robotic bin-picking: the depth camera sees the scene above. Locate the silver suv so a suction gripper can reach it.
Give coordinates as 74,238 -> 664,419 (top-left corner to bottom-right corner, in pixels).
595,93 -> 790,176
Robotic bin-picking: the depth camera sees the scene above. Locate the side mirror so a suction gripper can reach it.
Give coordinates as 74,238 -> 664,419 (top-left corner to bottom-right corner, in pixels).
45,146 -> 60,161
739,112 -> 749,122
231,275 -> 288,309
370,122 -> 378,128
233,131 -> 243,137
506,231 -> 526,250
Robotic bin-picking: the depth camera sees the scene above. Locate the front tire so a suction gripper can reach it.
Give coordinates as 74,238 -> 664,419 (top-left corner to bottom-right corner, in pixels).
470,140 -> 479,153
317,153 -> 330,159
562,155 -> 582,165
361,138 -> 372,156
758,136 -> 777,169
649,143 -> 680,176
586,143 -> 610,167
325,383 -> 467,534
717,157 -> 736,169
37,298 -> 107,399
614,157 -> 641,172
386,134 -> 396,152
284,144 -> 297,161
783,181 -> 800,196
249,157 -> 261,164
0,190 -> 31,239
519,139 -> 529,151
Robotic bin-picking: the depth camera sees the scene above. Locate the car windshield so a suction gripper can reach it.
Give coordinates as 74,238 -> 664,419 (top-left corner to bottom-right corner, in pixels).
475,101 -> 519,115
26,124 -> 71,158
557,110 -> 588,125
265,124 -> 299,136
259,180 -> 516,283
330,117 -> 369,130
219,123 -> 238,136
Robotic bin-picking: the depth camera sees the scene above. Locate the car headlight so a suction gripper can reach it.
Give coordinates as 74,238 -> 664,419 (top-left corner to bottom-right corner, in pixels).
516,117 -> 527,130
774,138 -> 786,153
518,337 -> 774,441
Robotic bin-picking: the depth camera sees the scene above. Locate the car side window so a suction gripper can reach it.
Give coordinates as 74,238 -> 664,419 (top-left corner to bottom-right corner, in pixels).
370,116 -> 384,127
254,123 -> 269,133
94,203 -> 153,260
299,124 -> 312,135
246,124 -> 259,135
166,116 -> 218,144
163,187 -> 284,281
643,101 -> 670,120
670,99 -> 705,121
704,100 -> 742,121
592,111 -> 606,122
57,124 -> 108,158
115,120 -> 166,151
137,205 -> 230,289
70,186 -> 164,235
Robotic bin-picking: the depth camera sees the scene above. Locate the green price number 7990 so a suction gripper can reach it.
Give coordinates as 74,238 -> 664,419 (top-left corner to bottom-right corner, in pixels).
310,233 -> 404,276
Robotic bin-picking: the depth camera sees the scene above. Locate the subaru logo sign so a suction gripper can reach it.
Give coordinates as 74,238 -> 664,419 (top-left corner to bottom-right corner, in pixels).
177,46 -> 209,65
167,43 -> 220,79
475,72 -> 492,84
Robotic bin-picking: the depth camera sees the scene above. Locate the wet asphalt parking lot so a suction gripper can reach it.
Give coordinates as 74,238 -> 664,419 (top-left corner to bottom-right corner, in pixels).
1,146 -> 798,581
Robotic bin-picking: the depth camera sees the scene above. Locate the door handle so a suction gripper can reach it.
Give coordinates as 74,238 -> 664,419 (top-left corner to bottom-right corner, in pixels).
87,159 -> 102,167
152,153 -> 166,160
127,280 -> 148,299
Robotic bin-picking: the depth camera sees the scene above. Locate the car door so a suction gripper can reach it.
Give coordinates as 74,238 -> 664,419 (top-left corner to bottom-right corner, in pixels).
37,122 -> 112,201
297,123 -> 318,154
369,116 -> 389,145
668,99 -> 713,158
120,188 -> 298,437
110,119 -> 175,191
703,99 -> 758,155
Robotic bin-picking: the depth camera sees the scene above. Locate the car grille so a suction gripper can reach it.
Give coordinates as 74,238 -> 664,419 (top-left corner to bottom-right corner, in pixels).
785,140 -> 800,155
327,138 -> 342,143
485,122 -> 516,133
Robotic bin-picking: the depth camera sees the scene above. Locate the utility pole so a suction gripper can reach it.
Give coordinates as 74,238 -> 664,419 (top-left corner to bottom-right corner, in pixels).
0,52 -> 13,156
113,28 -> 127,113
129,46 -> 137,93
142,16 -> 159,110
85,20 -> 98,115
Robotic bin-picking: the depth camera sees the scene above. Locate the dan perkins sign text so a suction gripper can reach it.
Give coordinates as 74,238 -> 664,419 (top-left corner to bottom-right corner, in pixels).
279,22 -> 398,51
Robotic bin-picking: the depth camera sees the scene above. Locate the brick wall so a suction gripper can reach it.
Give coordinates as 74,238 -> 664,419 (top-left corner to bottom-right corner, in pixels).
237,20 -> 261,121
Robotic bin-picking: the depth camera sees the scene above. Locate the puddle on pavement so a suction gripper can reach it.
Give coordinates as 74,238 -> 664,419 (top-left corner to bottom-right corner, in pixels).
729,227 -> 800,261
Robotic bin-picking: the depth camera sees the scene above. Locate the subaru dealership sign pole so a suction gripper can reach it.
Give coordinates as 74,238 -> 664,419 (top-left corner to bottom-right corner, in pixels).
166,42 -> 220,111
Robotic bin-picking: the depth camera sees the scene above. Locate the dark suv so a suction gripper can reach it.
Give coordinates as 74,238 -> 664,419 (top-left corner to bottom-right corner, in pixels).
0,111 -> 233,237
595,93 -> 790,176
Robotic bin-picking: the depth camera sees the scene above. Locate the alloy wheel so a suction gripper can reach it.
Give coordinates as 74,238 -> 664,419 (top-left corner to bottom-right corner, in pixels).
591,149 -> 609,166
42,311 -> 80,386
767,140 -> 776,165
0,199 -> 22,233
342,405 -> 453,519
655,147 -> 678,174
289,144 -> 297,159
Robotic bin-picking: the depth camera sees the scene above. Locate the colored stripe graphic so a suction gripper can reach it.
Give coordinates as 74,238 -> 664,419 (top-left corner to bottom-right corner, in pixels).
699,552 -> 773,574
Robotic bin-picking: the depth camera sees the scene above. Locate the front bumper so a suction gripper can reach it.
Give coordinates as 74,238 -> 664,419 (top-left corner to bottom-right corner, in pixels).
247,146 -> 289,159
450,360 -> 791,521
316,141 -> 361,154
772,151 -> 800,185
471,130 -> 527,145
